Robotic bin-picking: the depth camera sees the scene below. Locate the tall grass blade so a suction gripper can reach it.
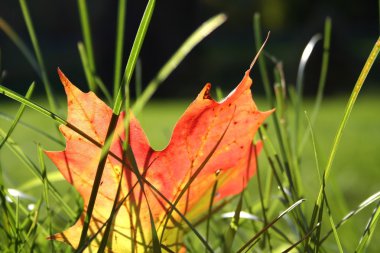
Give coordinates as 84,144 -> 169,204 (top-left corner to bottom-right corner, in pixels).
0,82 -> 34,149
355,201 -> 380,253
0,48 -> 3,82
113,0 -> 127,100
114,0 -> 155,113
37,144 -> 54,251
223,193 -> 244,253
236,199 -> 305,253
323,36 -> 380,189
255,143 -> 271,250
205,179 -> 218,252
132,13 -> 226,115
321,191 -> 380,243
325,194 -> 344,253
282,223 -> 320,253
94,76 -> 113,104
300,17 -> 332,153
135,58 -> 143,98
19,0 -> 57,112
0,112 -> 63,146
77,0 -> 96,75
77,42 -> 96,91
253,13 -> 272,106
76,113 -> 120,248
293,34 -> 321,153
0,18 -> 38,72
311,37 -> 380,239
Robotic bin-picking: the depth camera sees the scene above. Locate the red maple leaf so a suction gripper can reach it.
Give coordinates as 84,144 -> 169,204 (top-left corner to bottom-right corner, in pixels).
45,68 -> 272,252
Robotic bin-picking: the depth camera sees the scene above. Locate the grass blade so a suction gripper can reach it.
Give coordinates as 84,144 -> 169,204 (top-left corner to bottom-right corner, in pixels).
299,17 -> 332,153
113,0 -> 127,100
37,144 -> 54,252
77,0 -> 96,74
0,18 -> 38,72
132,13 -> 226,115
223,192 -> 244,253
310,37 -> 380,241
19,0 -> 57,112
293,34 -> 321,155
321,191 -> 380,243
324,194 -> 344,253
114,0 -> 155,113
0,112 -> 63,145
77,42 -> 96,91
0,82 -> 34,149
355,201 -> 380,252
282,223 -> 320,253
236,199 -> 305,253
205,179 -> 218,252
253,13 -> 272,106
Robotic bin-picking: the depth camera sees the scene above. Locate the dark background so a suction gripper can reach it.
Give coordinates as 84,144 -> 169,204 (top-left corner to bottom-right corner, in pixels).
0,0 -> 379,98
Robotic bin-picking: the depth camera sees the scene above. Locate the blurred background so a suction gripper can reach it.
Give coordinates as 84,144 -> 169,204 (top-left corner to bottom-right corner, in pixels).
1,0 -> 379,97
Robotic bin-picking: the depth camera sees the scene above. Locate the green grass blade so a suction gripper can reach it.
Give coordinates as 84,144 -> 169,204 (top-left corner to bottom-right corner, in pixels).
253,13 -> 273,106
113,0 -> 127,100
324,37 -> 380,188
236,199 -> 305,253
223,192 -> 244,253
37,144 -> 54,250
114,0 -> 155,113
77,42 -> 96,91
77,114 -> 120,248
205,179 -> 218,252
0,82 -> 34,149
0,18 -> 38,72
94,76 -> 113,105
0,85 -> 66,125
135,58 -> 143,98
132,13 -> 226,115
324,194 -> 344,253
282,223 -> 320,253
19,0 -> 57,112
311,17 -> 332,121
0,48 -> 3,82
293,34 -> 321,153
312,37 -> 380,233
0,112 -> 63,145
97,167 -> 124,252
77,0 -> 96,74
321,191 -> 380,243
253,16 -> 300,201
355,201 -> 380,253
300,17 -> 332,153
254,143 -> 271,250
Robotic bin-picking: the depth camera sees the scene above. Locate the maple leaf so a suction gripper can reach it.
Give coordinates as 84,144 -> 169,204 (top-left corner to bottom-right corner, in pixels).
45,68 -> 272,252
